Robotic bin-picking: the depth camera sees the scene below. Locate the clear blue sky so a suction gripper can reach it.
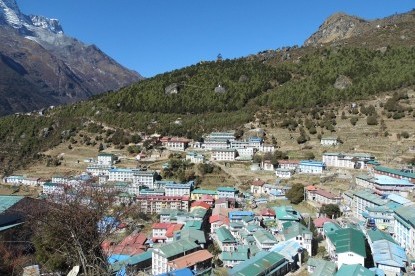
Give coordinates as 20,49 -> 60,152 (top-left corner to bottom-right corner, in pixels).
17,0 -> 414,77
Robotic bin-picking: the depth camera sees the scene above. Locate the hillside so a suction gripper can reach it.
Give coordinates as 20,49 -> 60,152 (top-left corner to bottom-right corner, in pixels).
0,9 -> 414,174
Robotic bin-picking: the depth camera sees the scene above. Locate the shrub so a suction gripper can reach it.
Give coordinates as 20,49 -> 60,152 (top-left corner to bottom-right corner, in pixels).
401,131 -> 410,139
366,115 -> 378,125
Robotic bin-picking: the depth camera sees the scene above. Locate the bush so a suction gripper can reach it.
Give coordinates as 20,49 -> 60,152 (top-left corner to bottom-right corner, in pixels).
350,117 -> 358,126
401,131 -> 410,139
285,183 -> 304,204
366,115 -> 378,125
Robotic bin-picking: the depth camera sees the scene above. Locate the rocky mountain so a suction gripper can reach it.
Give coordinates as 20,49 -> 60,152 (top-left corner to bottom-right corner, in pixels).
304,10 -> 415,47
0,0 -> 143,115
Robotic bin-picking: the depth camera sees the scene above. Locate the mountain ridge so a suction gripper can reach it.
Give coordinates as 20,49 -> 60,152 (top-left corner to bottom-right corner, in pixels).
0,0 -> 143,115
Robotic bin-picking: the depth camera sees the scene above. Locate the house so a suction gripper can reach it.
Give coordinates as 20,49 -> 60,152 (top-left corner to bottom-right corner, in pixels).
270,240 -> 303,270
229,211 -> 255,223
275,168 -> 293,179
185,152 -> 204,164
374,166 -> 415,184
262,160 -> 275,171
135,195 -> 189,214
320,137 -> 338,146
298,160 -> 326,174
164,183 -> 192,197
209,214 -> 230,233
203,132 -> 234,150
351,190 -> 388,220
248,137 -> 263,148
363,203 -> 399,233
190,201 -> 211,212
214,227 -> 237,252
215,197 -> 236,208
313,217 -> 334,235
250,179 -> 265,194
307,258 -> 336,276
86,165 -> 112,176
394,205 -> 415,257
97,153 -> 115,166
281,221 -> 313,256
217,186 -> 239,198
109,250 -> 152,275
253,228 -> 278,250
323,152 -> 374,170
229,251 -> 289,276
356,174 -> 414,196
278,160 -> 299,170
274,206 -> 302,224
258,144 -> 275,153
167,249 -> 212,273
305,186 -> 342,206
152,223 -> 183,243
200,195 -> 215,206
335,264 -> 374,276
326,228 -> 366,269
42,182 -> 64,195
173,229 -> 206,248
211,149 -> 237,161
220,251 -> 249,268
191,189 -> 217,200
259,208 -> 276,221
104,233 -> 147,256
166,137 -> 190,151
151,238 -> 200,275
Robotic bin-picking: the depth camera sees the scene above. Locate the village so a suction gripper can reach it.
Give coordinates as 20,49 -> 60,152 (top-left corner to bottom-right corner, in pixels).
1,130 -> 415,276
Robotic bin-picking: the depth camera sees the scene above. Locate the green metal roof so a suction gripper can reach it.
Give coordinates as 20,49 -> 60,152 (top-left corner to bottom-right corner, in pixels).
253,229 -> 278,244
183,220 -> 202,230
282,221 -> 312,241
191,189 -> 217,195
366,229 -> 398,245
215,227 -> 236,243
0,195 -> 24,213
394,205 -> 415,228
157,238 -> 199,258
323,222 -> 341,236
229,251 -> 287,276
174,229 -> 206,244
220,251 -> 248,261
326,228 -> 366,257
217,186 -> 238,192
307,258 -> 336,276
274,206 -> 302,221
352,190 -> 387,206
335,264 -> 374,276
110,250 -> 152,272
375,166 -> 415,179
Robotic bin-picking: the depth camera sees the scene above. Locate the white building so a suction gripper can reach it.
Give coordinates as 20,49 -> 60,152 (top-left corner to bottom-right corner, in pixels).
258,144 -> 275,153
236,147 -> 254,159
278,160 -> 299,170
275,168 -> 293,179
351,190 -> 387,220
394,205 -> 415,257
42,182 -> 65,195
97,153 -> 115,166
217,187 -> 238,198
165,183 -> 192,197
298,160 -> 325,174
305,186 -> 342,206
186,152 -> 205,164
323,152 -> 374,169
86,165 -> 112,176
320,137 -> 338,146
151,238 -> 200,275
356,174 -> 414,196
211,149 -> 236,161
166,137 -> 190,151
325,227 -> 366,269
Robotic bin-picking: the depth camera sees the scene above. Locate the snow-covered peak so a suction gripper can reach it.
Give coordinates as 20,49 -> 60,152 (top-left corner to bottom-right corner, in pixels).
0,0 -> 24,27
30,15 -> 64,34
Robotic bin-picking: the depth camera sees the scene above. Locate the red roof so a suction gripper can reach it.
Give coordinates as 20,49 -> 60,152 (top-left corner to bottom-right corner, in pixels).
160,137 -> 170,142
165,224 -> 184,238
119,233 -> 147,246
191,201 -> 211,209
252,180 -> 265,187
313,217 -> 334,228
107,244 -> 145,256
305,185 -> 318,191
168,249 -> 213,269
152,223 -> 173,229
260,208 -> 276,217
200,194 -> 215,202
314,189 -> 340,199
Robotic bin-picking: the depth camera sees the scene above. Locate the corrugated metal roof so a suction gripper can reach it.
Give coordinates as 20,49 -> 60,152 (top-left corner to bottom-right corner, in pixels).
372,240 -> 407,268
229,251 -> 287,276
307,258 -> 336,276
0,195 -> 24,213
336,264 -> 374,276
326,228 -> 366,257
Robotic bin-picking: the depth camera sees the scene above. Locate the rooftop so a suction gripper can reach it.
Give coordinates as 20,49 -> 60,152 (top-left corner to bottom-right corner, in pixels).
0,195 -> 24,213
168,249 -> 212,270
253,229 -> 278,244
326,228 -> 366,257
372,240 -> 407,268
282,221 -> 312,240
229,251 -> 287,276
375,166 -> 415,179
307,258 -> 336,276
336,264 -> 374,276
156,238 -> 199,259
394,205 -> 415,228
215,227 -> 236,243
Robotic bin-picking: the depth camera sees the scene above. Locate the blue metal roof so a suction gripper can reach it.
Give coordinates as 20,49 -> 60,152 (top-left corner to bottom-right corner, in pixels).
299,160 -> 325,167
159,268 -> 194,276
0,195 -> 24,213
372,240 -> 407,268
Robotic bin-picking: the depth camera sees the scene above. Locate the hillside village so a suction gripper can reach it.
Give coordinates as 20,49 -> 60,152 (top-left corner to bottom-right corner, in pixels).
1,129 -> 415,276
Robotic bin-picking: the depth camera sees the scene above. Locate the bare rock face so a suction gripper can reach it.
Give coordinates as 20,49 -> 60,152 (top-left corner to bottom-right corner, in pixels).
334,75 -> 353,90
0,0 -> 143,115
304,13 -> 369,46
